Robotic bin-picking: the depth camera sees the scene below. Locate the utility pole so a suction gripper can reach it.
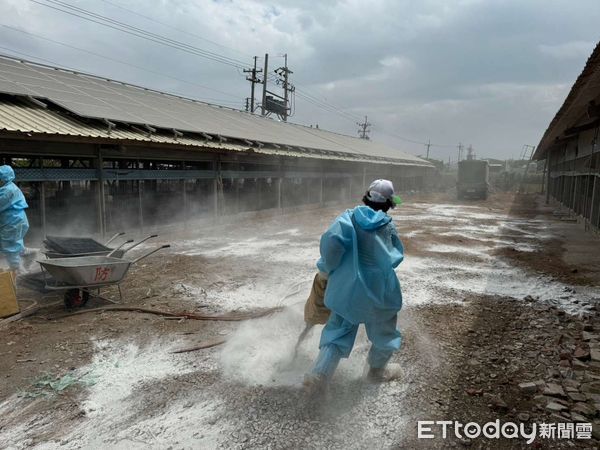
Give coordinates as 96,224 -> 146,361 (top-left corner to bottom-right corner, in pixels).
457,142 -> 464,162
274,54 -> 294,121
253,53 -> 294,120
244,97 -> 250,112
357,115 -> 371,139
261,53 -> 269,116
425,139 -> 431,159
467,144 -> 475,160
244,56 -> 262,113
282,54 -> 292,121
282,54 -> 289,121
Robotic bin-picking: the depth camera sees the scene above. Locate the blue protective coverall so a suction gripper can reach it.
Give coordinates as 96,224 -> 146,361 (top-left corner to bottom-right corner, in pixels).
312,205 -> 404,378
0,166 -> 29,269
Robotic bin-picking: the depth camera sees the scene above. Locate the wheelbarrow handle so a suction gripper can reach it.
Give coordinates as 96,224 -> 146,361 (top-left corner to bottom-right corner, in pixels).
121,234 -> 158,255
107,239 -> 134,257
131,244 -> 170,264
105,232 -> 126,246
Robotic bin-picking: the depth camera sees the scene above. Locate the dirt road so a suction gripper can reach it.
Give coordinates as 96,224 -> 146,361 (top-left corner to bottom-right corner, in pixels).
1,193 -> 599,449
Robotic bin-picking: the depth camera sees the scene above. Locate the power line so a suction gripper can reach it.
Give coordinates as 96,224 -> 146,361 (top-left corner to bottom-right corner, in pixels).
42,0 -> 250,68
29,0 -> 250,69
0,24 -> 242,101
375,127 -> 458,148
286,78 -> 458,147
298,86 -> 362,121
295,88 -> 362,122
263,69 -> 362,123
292,85 -> 457,148
294,93 -> 352,121
98,0 -> 252,60
43,0 -> 250,67
295,92 -> 360,123
370,127 -> 429,146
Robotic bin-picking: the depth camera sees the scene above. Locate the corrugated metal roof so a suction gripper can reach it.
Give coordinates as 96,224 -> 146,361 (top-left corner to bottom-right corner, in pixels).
0,97 -> 426,166
0,55 -> 430,166
534,41 -> 600,160
0,97 -> 239,150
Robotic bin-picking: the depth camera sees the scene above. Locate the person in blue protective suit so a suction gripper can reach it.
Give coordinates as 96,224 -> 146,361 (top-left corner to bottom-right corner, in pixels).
304,179 -> 404,391
0,165 -> 29,271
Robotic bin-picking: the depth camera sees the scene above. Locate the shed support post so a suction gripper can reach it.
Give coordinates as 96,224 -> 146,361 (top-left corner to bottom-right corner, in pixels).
181,162 -> 187,230
214,157 -> 222,220
236,162 -> 241,214
545,157 -> 551,204
362,167 -> 366,190
277,177 -> 282,211
236,179 -> 240,214
96,149 -> 106,237
348,176 -> 352,201
591,176 -> 598,230
319,177 -> 324,206
213,178 -> 218,219
559,174 -> 565,209
182,180 -> 187,230
257,178 -> 262,210
573,176 -> 579,213
40,181 -> 47,238
138,180 -> 144,233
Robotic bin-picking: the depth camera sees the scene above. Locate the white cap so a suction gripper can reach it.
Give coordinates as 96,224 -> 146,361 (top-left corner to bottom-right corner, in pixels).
366,179 -> 395,204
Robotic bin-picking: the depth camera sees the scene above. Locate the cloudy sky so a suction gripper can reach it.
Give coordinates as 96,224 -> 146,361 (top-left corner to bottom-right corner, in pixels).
0,0 -> 598,160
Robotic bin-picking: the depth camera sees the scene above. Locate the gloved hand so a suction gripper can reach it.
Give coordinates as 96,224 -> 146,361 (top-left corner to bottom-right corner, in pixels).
303,272 -> 330,325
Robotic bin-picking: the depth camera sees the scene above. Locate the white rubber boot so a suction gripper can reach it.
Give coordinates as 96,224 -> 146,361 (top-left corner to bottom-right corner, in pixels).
303,373 -> 327,396
367,363 -> 403,383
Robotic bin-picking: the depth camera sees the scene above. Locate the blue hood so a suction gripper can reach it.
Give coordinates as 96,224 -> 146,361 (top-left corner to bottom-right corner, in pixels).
352,205 -> 391,230
0,165 -> 15,183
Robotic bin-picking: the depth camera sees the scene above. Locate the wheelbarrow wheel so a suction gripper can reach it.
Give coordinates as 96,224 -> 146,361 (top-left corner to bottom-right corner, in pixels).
64,289 -> 90,309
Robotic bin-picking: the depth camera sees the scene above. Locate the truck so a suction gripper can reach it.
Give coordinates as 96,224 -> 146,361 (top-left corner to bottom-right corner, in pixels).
457,159 -> 489,200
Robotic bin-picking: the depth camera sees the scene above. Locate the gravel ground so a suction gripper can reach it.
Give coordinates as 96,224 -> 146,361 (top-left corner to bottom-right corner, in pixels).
1,192 -> 599,449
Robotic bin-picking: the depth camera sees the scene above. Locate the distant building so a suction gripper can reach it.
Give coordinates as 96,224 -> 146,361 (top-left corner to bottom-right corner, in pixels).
488,163 -> 503,175
534,42 -> 600,232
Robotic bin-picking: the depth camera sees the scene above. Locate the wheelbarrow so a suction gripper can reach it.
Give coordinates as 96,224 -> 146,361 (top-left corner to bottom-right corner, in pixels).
37,244 -> 170,309
43,233 -> 158,259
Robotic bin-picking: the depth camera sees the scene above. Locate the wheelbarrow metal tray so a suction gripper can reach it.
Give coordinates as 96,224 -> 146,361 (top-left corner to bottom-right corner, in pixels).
44,236 -> 110,255
39,256 -> 131,287
43,234 -> 155,259
43,250 -> 118,259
